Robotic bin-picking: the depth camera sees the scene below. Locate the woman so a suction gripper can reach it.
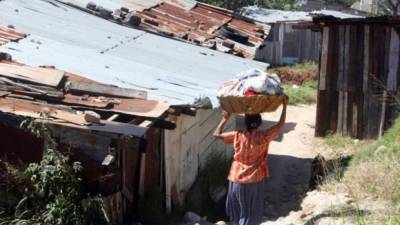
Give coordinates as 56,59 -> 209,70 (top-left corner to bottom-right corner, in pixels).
213,98 -> 288,225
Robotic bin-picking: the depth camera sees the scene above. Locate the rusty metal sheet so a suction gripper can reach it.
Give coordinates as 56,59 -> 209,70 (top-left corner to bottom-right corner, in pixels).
0,97 -> 149,137
228,18 -> 269,46
0,97 -> 60,118
0,62 -> 169,120
63,94 -> 112,108
113,98 -> 170,118
132,2 -> 269,58
0,26 -> 27,46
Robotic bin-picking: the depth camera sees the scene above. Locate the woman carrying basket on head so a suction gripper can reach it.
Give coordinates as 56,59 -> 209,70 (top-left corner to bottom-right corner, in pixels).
213,96 -> 288,225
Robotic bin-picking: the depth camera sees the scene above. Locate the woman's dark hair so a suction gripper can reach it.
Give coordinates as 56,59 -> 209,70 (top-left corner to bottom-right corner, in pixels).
244,113 -> 262,132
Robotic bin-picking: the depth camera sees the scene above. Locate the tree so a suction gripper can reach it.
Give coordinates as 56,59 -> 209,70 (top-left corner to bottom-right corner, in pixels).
198,0 -> 301,10
378,0 -> 400,15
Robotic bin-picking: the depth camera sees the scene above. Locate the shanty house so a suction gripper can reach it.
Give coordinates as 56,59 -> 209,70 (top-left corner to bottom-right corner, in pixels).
313,16 -> 400,139
240,7 -> 361,65
0,0 -> 268,224
0,59 -> 172,225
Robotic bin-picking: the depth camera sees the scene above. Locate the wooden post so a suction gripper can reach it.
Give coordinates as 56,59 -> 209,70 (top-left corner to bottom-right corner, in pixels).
362,25 -> 370,139
388,27 -> 400,91
379,91 -> 387,138
319,27 -> 330,91
139,152 -> 146,196
337,25 -> 346,135
343,91 -> 349,136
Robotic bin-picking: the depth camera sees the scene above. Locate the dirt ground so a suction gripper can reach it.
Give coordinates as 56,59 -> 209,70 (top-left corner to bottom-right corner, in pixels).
259,104 -> 318,220
262,104 -> 317,158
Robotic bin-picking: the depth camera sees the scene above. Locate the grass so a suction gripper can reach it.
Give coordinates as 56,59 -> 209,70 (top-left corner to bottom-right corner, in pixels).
323,133 -> 357,149
284,80 -> 317,105
320,117 -> 400,224
267,61 -> 319,105
269,61 -> 318,74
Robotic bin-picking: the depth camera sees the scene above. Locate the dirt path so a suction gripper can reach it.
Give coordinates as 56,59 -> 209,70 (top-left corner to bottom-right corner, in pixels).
259,104 -> 318,220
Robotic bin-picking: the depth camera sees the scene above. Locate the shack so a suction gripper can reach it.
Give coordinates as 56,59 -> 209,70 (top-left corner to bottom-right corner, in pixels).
240,7 -> 362,65
0,54 -> 236,225
0,57 -> 174,225
314,16 -> 400,139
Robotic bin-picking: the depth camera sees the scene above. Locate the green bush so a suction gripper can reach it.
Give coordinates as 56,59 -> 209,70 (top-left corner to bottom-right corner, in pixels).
0,118 -> 110,225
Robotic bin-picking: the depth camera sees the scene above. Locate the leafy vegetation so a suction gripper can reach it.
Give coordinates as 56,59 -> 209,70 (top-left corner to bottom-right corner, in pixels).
378,0 -> 400,15
198,0 -> 301,10
0,117 -> 109,225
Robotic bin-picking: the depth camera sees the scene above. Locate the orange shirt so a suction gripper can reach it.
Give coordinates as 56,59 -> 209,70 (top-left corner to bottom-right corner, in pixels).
223,129 -> 278,184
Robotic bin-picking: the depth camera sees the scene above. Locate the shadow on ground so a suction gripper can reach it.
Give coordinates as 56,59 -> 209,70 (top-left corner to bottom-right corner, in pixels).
263,154 -> 313,219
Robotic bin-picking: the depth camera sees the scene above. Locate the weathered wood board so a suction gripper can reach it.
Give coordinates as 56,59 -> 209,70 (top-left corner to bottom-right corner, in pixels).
0,63 -> 64,87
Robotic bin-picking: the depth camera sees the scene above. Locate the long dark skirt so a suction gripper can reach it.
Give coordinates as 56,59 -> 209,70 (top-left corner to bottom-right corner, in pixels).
226,180 -> 265,225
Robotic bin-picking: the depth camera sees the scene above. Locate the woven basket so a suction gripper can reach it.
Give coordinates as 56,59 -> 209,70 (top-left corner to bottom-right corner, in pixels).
219,95 -> 285,114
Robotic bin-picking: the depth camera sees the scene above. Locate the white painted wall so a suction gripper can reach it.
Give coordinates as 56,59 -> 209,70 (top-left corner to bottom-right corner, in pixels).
164,108 -> 235,207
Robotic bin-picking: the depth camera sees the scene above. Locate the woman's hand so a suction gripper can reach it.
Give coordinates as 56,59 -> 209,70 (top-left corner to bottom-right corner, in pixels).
283,95 -> 289,105
214,110 -> 232,139
222,110 -> 231,119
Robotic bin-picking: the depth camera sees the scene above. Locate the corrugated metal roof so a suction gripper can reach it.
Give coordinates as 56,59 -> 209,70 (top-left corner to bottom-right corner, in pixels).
0,26 -> 27,46
240,6 -> 362,24
0,0 -> 268,106
133,2 -> 270,58
58,0 -> 197,11
310,9 -> 364,19
58,0 -> 270,59
0,61 -> 170,136
312,15 -> 400,23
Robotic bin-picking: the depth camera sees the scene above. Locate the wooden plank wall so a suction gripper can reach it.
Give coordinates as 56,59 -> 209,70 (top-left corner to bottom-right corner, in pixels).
316,22 -> 400,139
103,192 -> 124,225
297,28 -> 321,63
256,23 -> 321,65
164,108 -> 234,209
143,128 -> 161,189
316,25 -> 339,137
119,136 -> 141,222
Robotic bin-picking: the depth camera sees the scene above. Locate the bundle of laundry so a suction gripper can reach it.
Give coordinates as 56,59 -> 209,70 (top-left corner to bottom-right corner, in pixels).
218,68 -> 286,114
217,68 -> 283,97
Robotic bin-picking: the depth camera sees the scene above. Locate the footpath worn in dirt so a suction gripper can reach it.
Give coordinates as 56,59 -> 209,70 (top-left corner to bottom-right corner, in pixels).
259,104 -> 317,220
